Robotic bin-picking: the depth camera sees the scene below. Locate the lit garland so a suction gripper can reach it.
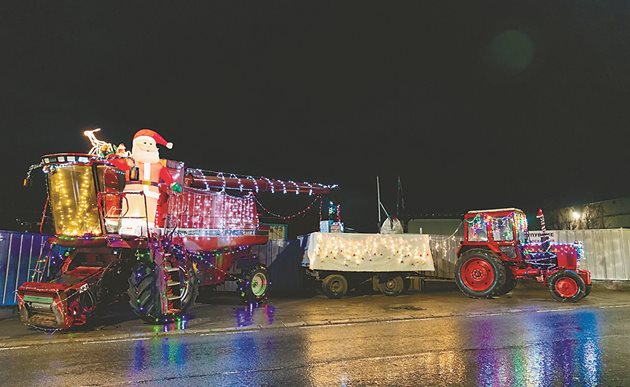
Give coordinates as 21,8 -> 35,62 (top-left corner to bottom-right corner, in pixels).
522,242 -> 582,257
167,189 -> 258,230
186,168 -> 336,196
254,195 -> 322,221
262,177 -> 275,193
247,176 -> 259,193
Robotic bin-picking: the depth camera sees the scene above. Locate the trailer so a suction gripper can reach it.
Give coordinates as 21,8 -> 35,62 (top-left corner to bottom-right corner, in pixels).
303,232 -> 435,298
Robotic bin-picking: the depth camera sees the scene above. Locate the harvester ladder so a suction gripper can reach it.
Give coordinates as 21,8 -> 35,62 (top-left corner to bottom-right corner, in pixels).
162,251 -> 183,313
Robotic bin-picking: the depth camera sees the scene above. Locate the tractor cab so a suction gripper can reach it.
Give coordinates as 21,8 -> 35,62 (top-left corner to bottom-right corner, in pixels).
460,208 -> 529,261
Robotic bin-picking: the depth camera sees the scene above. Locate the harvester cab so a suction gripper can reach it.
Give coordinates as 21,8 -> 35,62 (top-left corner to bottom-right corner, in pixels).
456,208 -> 592,302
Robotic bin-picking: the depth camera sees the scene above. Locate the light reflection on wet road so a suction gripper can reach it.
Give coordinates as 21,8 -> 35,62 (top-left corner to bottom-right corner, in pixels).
2,304 -> 628,386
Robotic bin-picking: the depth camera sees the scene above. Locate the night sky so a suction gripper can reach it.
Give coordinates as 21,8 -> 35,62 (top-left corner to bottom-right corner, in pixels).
2,2 -> 630,233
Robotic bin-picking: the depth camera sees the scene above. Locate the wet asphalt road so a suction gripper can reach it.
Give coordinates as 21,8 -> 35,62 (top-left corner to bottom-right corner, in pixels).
1,285 -> 629,386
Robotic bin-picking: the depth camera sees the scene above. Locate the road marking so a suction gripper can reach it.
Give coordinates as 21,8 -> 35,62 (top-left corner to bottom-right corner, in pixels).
201,330 -> 253,336
0,346 -> 30,351
536,309 -> 569,313
82,337 -> 150,345
599,304 -> 630,309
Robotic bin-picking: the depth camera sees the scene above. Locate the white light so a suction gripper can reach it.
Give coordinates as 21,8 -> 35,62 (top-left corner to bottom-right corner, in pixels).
572,211 -> 581,221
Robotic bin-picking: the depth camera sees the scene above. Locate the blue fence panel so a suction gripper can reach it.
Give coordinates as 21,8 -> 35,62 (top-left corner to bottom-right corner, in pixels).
0,230 -> 49,306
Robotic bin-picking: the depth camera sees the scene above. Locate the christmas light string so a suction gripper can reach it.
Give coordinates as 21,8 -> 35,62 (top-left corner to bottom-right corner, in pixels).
23,162 -> 43,187
186,168 -> 336,195
254,195 -> 322,220
262,177 -> 275,193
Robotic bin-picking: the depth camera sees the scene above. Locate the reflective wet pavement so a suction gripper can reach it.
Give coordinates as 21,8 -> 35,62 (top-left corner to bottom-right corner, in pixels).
1,285 -> 629,385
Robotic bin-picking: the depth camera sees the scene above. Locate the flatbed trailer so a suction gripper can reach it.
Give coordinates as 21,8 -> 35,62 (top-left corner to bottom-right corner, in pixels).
302,232 -> 435,298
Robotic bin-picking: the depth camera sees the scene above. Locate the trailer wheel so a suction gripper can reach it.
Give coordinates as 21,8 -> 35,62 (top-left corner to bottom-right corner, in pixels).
495,267 -> 517,296
548,270 -> 586,303
127,261 -> 198,323
322,274 -> 348,298
455,250 -> 506,298
378,275 -> 405,296
239,264 -> 270,303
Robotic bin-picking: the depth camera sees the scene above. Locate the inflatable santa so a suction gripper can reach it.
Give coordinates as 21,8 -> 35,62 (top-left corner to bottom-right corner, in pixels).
115,129 -> 181,235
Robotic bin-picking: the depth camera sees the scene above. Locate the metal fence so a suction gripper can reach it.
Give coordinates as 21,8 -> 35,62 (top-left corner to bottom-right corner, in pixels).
0,231 -> 49,306
423,235 -> 461,280
552,229 -> 630,281
2,229 -> 627,306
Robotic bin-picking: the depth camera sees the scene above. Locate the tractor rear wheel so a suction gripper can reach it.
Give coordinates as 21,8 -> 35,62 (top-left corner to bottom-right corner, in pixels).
495,267 -> 517,296
455,250 -> 506,298
238,264 -> 270,303
548,270 -> 586,302
322,273 -> 348,299
127,261 -> 198,323
378,275 -> 405,296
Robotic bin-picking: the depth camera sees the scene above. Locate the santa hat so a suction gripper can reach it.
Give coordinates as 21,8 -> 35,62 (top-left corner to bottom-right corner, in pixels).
133,128 -> 173,149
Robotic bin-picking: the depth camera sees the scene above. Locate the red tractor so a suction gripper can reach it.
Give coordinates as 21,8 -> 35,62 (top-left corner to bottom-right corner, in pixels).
17,150 -> 334,330
456,208 -> 592,302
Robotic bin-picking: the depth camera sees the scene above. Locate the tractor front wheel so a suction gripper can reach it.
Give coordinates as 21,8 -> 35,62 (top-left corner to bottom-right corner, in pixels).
548,270 -> 586,302
455,250 -> 506,298
239,264 -> 270,303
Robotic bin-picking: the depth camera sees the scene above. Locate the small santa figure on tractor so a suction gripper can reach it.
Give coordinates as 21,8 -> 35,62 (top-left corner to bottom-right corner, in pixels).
111,129 -> 181,235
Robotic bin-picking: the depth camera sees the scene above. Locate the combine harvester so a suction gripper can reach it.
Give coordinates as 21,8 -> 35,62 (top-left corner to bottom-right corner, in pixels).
17,129 -> 335,329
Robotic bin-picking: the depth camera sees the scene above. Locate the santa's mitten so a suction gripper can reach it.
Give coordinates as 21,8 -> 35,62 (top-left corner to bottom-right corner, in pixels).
171,182 -> 183,193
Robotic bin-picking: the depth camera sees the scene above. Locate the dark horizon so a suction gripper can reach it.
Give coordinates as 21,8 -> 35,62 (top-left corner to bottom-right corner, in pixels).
2,2 -> 630,233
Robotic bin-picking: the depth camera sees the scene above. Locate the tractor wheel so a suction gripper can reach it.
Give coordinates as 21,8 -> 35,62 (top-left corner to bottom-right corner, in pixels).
378,275 -> 405,296
322,273 -> 348,299
584,284 -> 593,298
495,267 -> 517,296
127,261 -> 198,323
548,270 -> 586,303
238,264 -> 270,303
455,250 -> 506,298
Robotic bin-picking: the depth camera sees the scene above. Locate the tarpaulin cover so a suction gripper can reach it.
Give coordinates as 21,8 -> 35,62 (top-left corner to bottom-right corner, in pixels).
306,232 -> 435,272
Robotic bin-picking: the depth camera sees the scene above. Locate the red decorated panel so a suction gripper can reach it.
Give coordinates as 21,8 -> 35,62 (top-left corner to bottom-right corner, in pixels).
166,188 -> 258,230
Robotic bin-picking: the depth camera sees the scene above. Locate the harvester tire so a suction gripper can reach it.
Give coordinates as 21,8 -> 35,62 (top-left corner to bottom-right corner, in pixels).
378,275 -> 405,296
495,267 -> 517,296
322,273 -> 348,299
239,264 -> 270,303
548,270 -> 586,303
455,250 -> 506,298
127,261 -> 198,323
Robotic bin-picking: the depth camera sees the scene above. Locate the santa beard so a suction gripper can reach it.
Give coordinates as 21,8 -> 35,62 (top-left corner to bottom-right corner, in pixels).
131,147 -> 160,164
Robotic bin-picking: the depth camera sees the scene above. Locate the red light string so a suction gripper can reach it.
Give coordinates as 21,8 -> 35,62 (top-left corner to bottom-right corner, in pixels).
254,195 -> 322,221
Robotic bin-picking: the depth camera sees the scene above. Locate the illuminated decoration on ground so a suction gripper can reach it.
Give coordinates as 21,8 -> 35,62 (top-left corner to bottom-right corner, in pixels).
47,164 -> 102,237
307,232 -> 435,272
